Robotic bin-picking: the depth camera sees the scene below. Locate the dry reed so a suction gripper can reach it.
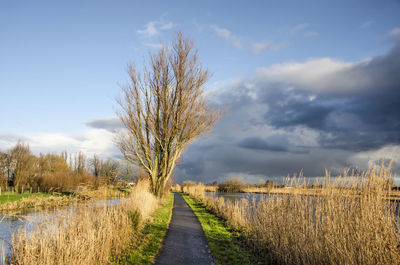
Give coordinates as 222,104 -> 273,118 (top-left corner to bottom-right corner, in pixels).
7,179 -> 159,265
0,196 -> 79,213
0,188 -> 125,214
184,163 -> 400,265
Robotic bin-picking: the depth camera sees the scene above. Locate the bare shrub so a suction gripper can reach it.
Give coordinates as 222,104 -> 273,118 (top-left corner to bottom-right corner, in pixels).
218,177 -> 245,193
171,183 -> 181,192
204,185 -> 218,192
182,181 -> 205,200
37,172 -> 97,192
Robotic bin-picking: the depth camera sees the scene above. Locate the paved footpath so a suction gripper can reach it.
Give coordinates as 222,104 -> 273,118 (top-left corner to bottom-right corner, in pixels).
154,193 -> 214,265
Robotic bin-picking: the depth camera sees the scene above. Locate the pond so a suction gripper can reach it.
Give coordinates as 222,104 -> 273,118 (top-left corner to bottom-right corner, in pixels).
0,198 -> 121,260
205,191 -> 273,202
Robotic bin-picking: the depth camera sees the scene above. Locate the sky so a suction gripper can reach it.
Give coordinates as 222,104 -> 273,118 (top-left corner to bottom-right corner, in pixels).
1,0 -> 400,184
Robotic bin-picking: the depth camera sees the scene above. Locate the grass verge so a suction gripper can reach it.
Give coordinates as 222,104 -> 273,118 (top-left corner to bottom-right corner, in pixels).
181,193 -> 263,265
117,192 -> 174,265
0,194 -> 79,213
0,191 -> 51,204
0,187 -> 128,213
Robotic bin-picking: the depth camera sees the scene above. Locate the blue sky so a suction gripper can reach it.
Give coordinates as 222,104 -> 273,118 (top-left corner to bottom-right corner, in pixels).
1,0 -> 400,182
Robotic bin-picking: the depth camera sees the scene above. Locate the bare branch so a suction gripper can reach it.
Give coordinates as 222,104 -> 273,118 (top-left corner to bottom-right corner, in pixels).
117,32 -> 222,197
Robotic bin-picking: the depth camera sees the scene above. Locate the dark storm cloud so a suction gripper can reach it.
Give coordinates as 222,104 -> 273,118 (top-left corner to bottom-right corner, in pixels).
174,42 -> 400,182
238,136 -> 289,152
177,159 -> 205,176
261,44 -> 400,151
85,117 -> 122,132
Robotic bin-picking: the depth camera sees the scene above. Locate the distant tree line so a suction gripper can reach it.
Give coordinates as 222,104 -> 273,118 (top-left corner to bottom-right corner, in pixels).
0,142 -> 135,193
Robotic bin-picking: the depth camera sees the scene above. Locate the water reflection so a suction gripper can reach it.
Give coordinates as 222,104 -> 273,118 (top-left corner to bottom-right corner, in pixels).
205,192 -> 272,202
0,198 -> 121,259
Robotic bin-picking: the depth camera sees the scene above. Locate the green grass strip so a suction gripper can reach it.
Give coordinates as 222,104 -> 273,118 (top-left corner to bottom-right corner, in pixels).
181,193 -> 262,265
0,192 -> 51,204
117,193 -> 174,265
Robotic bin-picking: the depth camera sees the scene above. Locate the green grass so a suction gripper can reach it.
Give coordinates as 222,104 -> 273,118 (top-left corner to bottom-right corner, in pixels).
0,191 -> 51,204
181,193 -> 263,265
117,193 -> 174,265
115,187 -> 131,194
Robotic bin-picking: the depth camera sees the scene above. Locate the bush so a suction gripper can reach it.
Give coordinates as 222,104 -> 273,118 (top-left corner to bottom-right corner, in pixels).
218,178 -> 245,193
37,172 -> 97,192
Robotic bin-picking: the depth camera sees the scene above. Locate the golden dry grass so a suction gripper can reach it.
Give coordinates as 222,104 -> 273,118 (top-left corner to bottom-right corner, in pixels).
205,185 -> 218,192
242,186 -> 400,200
6,180 -> 159,265
184,163 -> 400,265
0,187 -> 126,214
0,195 -> 78,213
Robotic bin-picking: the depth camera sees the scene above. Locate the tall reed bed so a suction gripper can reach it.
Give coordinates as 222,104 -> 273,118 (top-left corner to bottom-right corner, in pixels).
5,180 -> 159,265
184,163 -> 400,265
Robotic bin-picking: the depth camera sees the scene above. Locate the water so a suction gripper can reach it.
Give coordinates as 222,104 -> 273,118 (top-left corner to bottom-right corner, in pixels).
0,198 -> 121,259
205,192 -> 272,202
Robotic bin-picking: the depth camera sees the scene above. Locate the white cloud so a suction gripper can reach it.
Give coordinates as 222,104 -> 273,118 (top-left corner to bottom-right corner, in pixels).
159,21 -> 174,30
137,21 -> 158,38
137,18 -> 175,38
360,20 -> 375,29
290,23 -> 309,34
349,145 -> 400,184
304,31 -> 319,37
0,129 -> 119,159
210,25 -> 243,49
252,41 -> 286,54
387,27 -> 400,41
144,43 -> 163,49
351,145 -> 400,167
256,57 -> 374,93
290,23 -> 319,38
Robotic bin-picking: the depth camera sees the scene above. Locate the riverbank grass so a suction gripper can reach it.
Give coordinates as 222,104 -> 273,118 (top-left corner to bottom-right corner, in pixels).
0,191 -> 50,204
181,193 -> 261,265
117,192 -> 174,265
0,187 -> 129,213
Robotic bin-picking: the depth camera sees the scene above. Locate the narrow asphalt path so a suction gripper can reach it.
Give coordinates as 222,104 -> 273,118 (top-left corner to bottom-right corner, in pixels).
154,193 -> 214,265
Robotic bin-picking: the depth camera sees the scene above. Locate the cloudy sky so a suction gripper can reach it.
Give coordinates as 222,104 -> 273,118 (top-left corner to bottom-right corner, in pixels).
1,0 -> 400,183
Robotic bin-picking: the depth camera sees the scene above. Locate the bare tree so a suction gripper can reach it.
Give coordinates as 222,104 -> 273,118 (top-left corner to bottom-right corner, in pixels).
90,154 -> 102,177
117,32 -> 221,197
100,159 -> 121,185
9,142 -> 36,193
0,152 -> 9,188
73,152 -> 87,175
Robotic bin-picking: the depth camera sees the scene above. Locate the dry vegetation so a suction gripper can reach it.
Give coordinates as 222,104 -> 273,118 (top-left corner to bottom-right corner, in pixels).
0,195 -> 78,213
0,143 -> 135,195
4,180 -> 159,265
178,163 -> 400,265
0,187 -> 127,214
